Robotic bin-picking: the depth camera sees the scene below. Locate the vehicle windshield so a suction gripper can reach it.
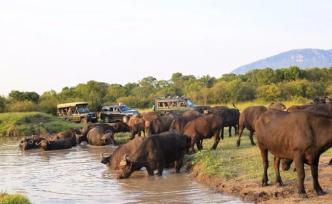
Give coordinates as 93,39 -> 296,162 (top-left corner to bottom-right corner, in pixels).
186,99 -> 194,107
119,105 -> 130,112
77,106 -> 90,113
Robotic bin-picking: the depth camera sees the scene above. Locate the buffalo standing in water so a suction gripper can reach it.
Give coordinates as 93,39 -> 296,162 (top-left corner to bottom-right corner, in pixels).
78,124 -> 116,146
101,136 -> 143,170
118,132 -> 189,179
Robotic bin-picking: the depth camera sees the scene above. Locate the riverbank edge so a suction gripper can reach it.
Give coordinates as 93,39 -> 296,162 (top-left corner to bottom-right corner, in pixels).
187,156 -> 332,204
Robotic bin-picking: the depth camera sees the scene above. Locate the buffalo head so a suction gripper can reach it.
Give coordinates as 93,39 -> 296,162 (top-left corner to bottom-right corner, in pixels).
118,155 -> 141,179
100,152 -> 112,165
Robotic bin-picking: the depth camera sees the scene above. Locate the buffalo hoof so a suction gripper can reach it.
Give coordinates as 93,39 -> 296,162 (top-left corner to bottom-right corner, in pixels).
328,159 -> 332,165
298,193 -> 308,198
251,142 -> 256,146
316,190 -> 327,196
236,140 -> 240,147
276,182 -> 284,187
262,182 -> 268,187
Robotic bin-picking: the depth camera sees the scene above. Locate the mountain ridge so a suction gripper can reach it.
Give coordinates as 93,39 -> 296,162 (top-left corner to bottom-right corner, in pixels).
232,48 -> 332,74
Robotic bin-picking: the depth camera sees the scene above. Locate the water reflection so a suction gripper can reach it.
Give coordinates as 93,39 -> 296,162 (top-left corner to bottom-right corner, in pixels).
0,138 -> 245,204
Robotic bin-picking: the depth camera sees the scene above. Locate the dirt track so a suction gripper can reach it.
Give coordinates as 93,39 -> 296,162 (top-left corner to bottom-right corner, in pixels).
190,156 -> 332,203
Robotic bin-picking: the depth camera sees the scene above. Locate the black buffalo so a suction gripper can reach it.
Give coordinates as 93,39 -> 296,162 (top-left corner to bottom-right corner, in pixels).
118,131 -> 189,179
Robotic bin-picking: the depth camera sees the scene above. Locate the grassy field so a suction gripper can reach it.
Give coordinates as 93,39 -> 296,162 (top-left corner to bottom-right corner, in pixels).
0,112 -> 82,137
189,130 -> 332,183
0,193 -> 31,204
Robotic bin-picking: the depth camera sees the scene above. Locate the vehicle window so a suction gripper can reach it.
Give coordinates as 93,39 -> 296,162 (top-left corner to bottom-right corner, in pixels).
77,106 -> 89,113
187,100 -> 194,107
119,105 -> 129,112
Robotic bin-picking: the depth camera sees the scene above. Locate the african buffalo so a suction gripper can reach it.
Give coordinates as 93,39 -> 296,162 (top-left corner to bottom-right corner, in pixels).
268,102 -> 286,111
236,105 -> 267,147
101,136 -> 143,170
127,115 -> 145,139
142,112 -> 158,134
19,135 -> 42,150
78,123 -> 115,145
148,112 -> 178,135
255,110 -> 332,197
169,110 -> 201,133
110,122 -> 130,133
85,126 -> 115,146
118,131 -> 189,179
183,114 -> 223,152
287,103 -> 332,117
210,107 -> 240,137
39,130 -> 77,151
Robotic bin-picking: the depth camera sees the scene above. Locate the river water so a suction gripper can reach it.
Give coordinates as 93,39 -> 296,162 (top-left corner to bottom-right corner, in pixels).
0,138 -> 244,204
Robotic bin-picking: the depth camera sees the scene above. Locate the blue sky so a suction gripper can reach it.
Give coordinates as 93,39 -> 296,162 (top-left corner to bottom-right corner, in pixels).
0,0 -> 331,95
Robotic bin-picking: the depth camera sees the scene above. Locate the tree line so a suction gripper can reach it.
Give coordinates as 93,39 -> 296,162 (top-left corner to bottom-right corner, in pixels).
1,66 -> 332,114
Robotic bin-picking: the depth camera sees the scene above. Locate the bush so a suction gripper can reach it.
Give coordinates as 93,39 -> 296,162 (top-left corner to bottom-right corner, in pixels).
7,101 -> 38,112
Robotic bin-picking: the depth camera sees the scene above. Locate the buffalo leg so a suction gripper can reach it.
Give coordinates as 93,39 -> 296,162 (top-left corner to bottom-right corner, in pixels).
274,157 -> 283,186
146,166 -> 154,176
175,158 -> 183,173
211,133 -> 221,150
294,154 -> 307,197
191,136 -> 197,153
329,158 -> 332,165
157,164 -> 164,176
311,158 -> 326,195
249,130 -> 256,146
229,126 -> 232,137
196,140 -> 203,151
260,149 -> 269,186
236,127 -> 244,147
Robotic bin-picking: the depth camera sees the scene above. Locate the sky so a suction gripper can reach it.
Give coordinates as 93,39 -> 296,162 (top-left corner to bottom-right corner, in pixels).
0,0 -> 332,95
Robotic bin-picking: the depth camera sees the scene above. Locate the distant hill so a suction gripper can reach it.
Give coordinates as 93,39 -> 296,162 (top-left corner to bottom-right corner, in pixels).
232,49 -> 332,74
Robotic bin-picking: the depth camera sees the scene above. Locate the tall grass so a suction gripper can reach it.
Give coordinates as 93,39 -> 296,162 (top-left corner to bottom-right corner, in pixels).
0,193 -> 31,204
0,112 -> 82,137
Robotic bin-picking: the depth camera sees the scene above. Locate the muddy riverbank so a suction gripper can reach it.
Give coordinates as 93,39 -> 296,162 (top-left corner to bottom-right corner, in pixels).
189,148 -> 332,203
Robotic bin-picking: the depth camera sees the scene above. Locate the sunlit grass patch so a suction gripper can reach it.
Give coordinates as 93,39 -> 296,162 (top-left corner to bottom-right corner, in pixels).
0,193 -> 31,204
0,112 -> 82,137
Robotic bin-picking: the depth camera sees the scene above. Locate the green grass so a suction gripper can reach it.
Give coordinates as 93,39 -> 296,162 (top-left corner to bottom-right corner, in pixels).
114,132 -> 131,145
0,193 -> 31,204
0,112 -> 82,137
190,130 -> 332,183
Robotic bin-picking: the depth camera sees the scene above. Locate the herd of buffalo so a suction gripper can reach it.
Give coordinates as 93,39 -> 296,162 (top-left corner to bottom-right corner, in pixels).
19,99 -> 332,198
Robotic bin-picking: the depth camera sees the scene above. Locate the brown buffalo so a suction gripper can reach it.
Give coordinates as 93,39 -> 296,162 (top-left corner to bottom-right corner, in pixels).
127,115 -> 145,139
169,110 -> 201,133
288,103 -> 332,117
101,136 -> 143,170
255,110 -> 332,197
118,131 -> 189,179
268,102 -> 286,111
142,112 -> 158,136
236,106 -> 267,147
183,114 -> 223,153
86,126 -> 115,146
148,112 -> 178,135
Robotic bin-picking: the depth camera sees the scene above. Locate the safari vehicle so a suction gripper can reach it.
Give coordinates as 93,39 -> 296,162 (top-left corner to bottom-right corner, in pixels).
99,104 -> 139,123
57,102 -> 97,123
153,96 -> 207,113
